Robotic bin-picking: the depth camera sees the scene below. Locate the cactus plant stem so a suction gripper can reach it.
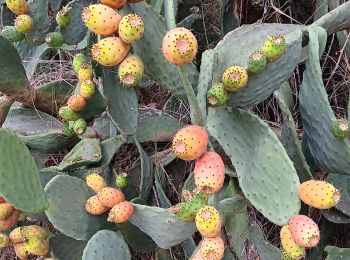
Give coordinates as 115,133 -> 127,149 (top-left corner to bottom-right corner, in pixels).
177,66 -> 205,126
165,0 -> 177,29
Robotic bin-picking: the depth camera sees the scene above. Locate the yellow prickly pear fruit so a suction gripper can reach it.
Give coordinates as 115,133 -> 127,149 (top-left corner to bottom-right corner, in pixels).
5,0 -> 29,15
262,34 -> 286,62
91,37 -> 130,66
162,27 -> 198,66
9,227 -> 25,243
80,80 -> 95,99
107,201 -> 134,223
0,209 -> 20,231
195,206 -> 221,238
81,4 -> 121,36
22,225 -> 50,240
78,63 -> 93,81
86,172 -> 107,193
0,202 -> 14,220
14,242 -> 30,259
200,236 -> 225,260
14,14 -> 33,33
172,125 -> 208,161
280,225 -> 305,259
118,14 -> 144,43
281,250 -> 294,260
222,65 -> 248,92
85,195 -> 109,215
97,187 -> 125,208
25,236 -> 50,256
118,55 -> 144,87
298,180 -> 340,209
0,233 -> 9,248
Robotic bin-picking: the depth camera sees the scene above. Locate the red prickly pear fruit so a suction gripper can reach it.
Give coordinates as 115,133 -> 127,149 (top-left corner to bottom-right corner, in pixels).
14,242 -> 30,259
86,173 -> 107,193
0,209 -> 20,231
9,227 -> 25,244
78,63 -> 93,81
200,236 -> 225,260
91,37 -> 130,66
118,55 -> 144,87
14,14 -> 33,33
85,195 -> 109,215
81,4 -> 121,36
59,106 -> 80,121
222,66 -> 248,92
73,118 -> 87,135
22,225 -> 50,240
0,197 -> 4,203
118,14 -> 144,43
100,0 -> 127,9
280,225 -> 306,259
67,95 -> 86,112
0,202 -> 14,220
172,125 -> 208,161
25,236 -> 50,256
298,180 -> 340,209
162,27 -> 198,66
190,250 -> 204,260
262,34 -> 286,62
80,80 -> 95,99
107,201 -> 134,223
194,152 -> 225,194
73,53 -> 89,73
97,187 -> 125,208
56,8 -> 71,28
288,215 -> 320,248
0,233 -> 9,248
195,206 -> 221,238
5,0 -> 29,15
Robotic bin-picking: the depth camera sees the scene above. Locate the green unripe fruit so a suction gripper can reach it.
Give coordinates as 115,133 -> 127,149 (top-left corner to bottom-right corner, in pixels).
63,122 -> 76,137
73,53 -> 88,73
118,14 -> 144,43
14,14 -> 33,33
118,55 -> 144,87
116,173 -> 128,188
73,118 -> 87,135
207,83 -> 229,107
248,50 -> 267,74
222,65 -> 248,92
188,192 -> 208,215
262,34 -> 286,62
80,80 -> 95,99
59,106 -> 80,121
56,8 -> 71,28
45,32 -> 64,48
1,26 -> 24,42
331,119 -> 350,139
175,203 -> 193,222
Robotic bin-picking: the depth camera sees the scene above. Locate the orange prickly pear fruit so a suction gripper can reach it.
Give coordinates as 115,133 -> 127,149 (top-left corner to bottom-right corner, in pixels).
67,95 -> 86,112
195,206 -> 221,238
9,227 -> 25,244
22,225 -> 50,240
100,0 -> 127,9
86,172 -> 107,193
280,225 -> 306,259
97,187 -> 125,208
0,209 -> 20,231
0,202 -> 14,220
5,0 -> 29,15
107,201 -> 134,223
85,195 -> 109,215
288,215 -> 320,248
200,236 -> 225,260
172,125 -> 208,161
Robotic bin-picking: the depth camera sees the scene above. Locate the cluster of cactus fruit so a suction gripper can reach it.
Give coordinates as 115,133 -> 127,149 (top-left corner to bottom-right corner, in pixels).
0,0 -> 350,259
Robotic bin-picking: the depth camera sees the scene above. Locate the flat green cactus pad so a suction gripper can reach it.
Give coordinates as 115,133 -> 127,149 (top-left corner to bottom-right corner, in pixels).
325,246 -> 350,260
50,234 -> 87,260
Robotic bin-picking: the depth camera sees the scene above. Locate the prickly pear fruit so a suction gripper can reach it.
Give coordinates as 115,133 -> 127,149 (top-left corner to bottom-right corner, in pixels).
5,0 -> 29,15
73,53 -> 88,73
298,180 -> 340,209
116,173 -> 128,188
78,63 -> 93,81
81,4 -> 121,36
281,250 -> 294,260
9,227 -> 24,244
107,201 -> 134,223
22,225 -> 49,240
188,192 -> 208,216
85,195 -> 108,215
0,233 -> 9,248
207,83 -> 229,107
128,0 -> 143,2
101,0 -> 127,9
14,14 -> 33,33
195,206 -> 221,238
280,225 -> 306,259
191,250 -> 204,260
262,34 -> 286,62
118,55 -> 144,87
1,26 -> 24,42
222,66 -> 248,92
288,215 -> 320,248
200,236 -> 225,260
0,209 -> 20,231
331,119 -> 349,138
25,236 -> 50,256
67,95 -> 86,112
172,125 -> 208,161
59,106 -> 80,121
91,37 -> 130,66
80,80 -> 95,99
45,32 -> 64,48
97,187 -> 125,208
63,122 -> 75,137
248,50 -> 267,74
0,203 -> 14,220
14,242 -> 30,259
118,14 -> 144,43
73,118 -> 87,135
56,8 -> 71,28
86,173 -> 107,193
0,197 -> 4,203
162,27 -> 198,66
194,152 -> 225,194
